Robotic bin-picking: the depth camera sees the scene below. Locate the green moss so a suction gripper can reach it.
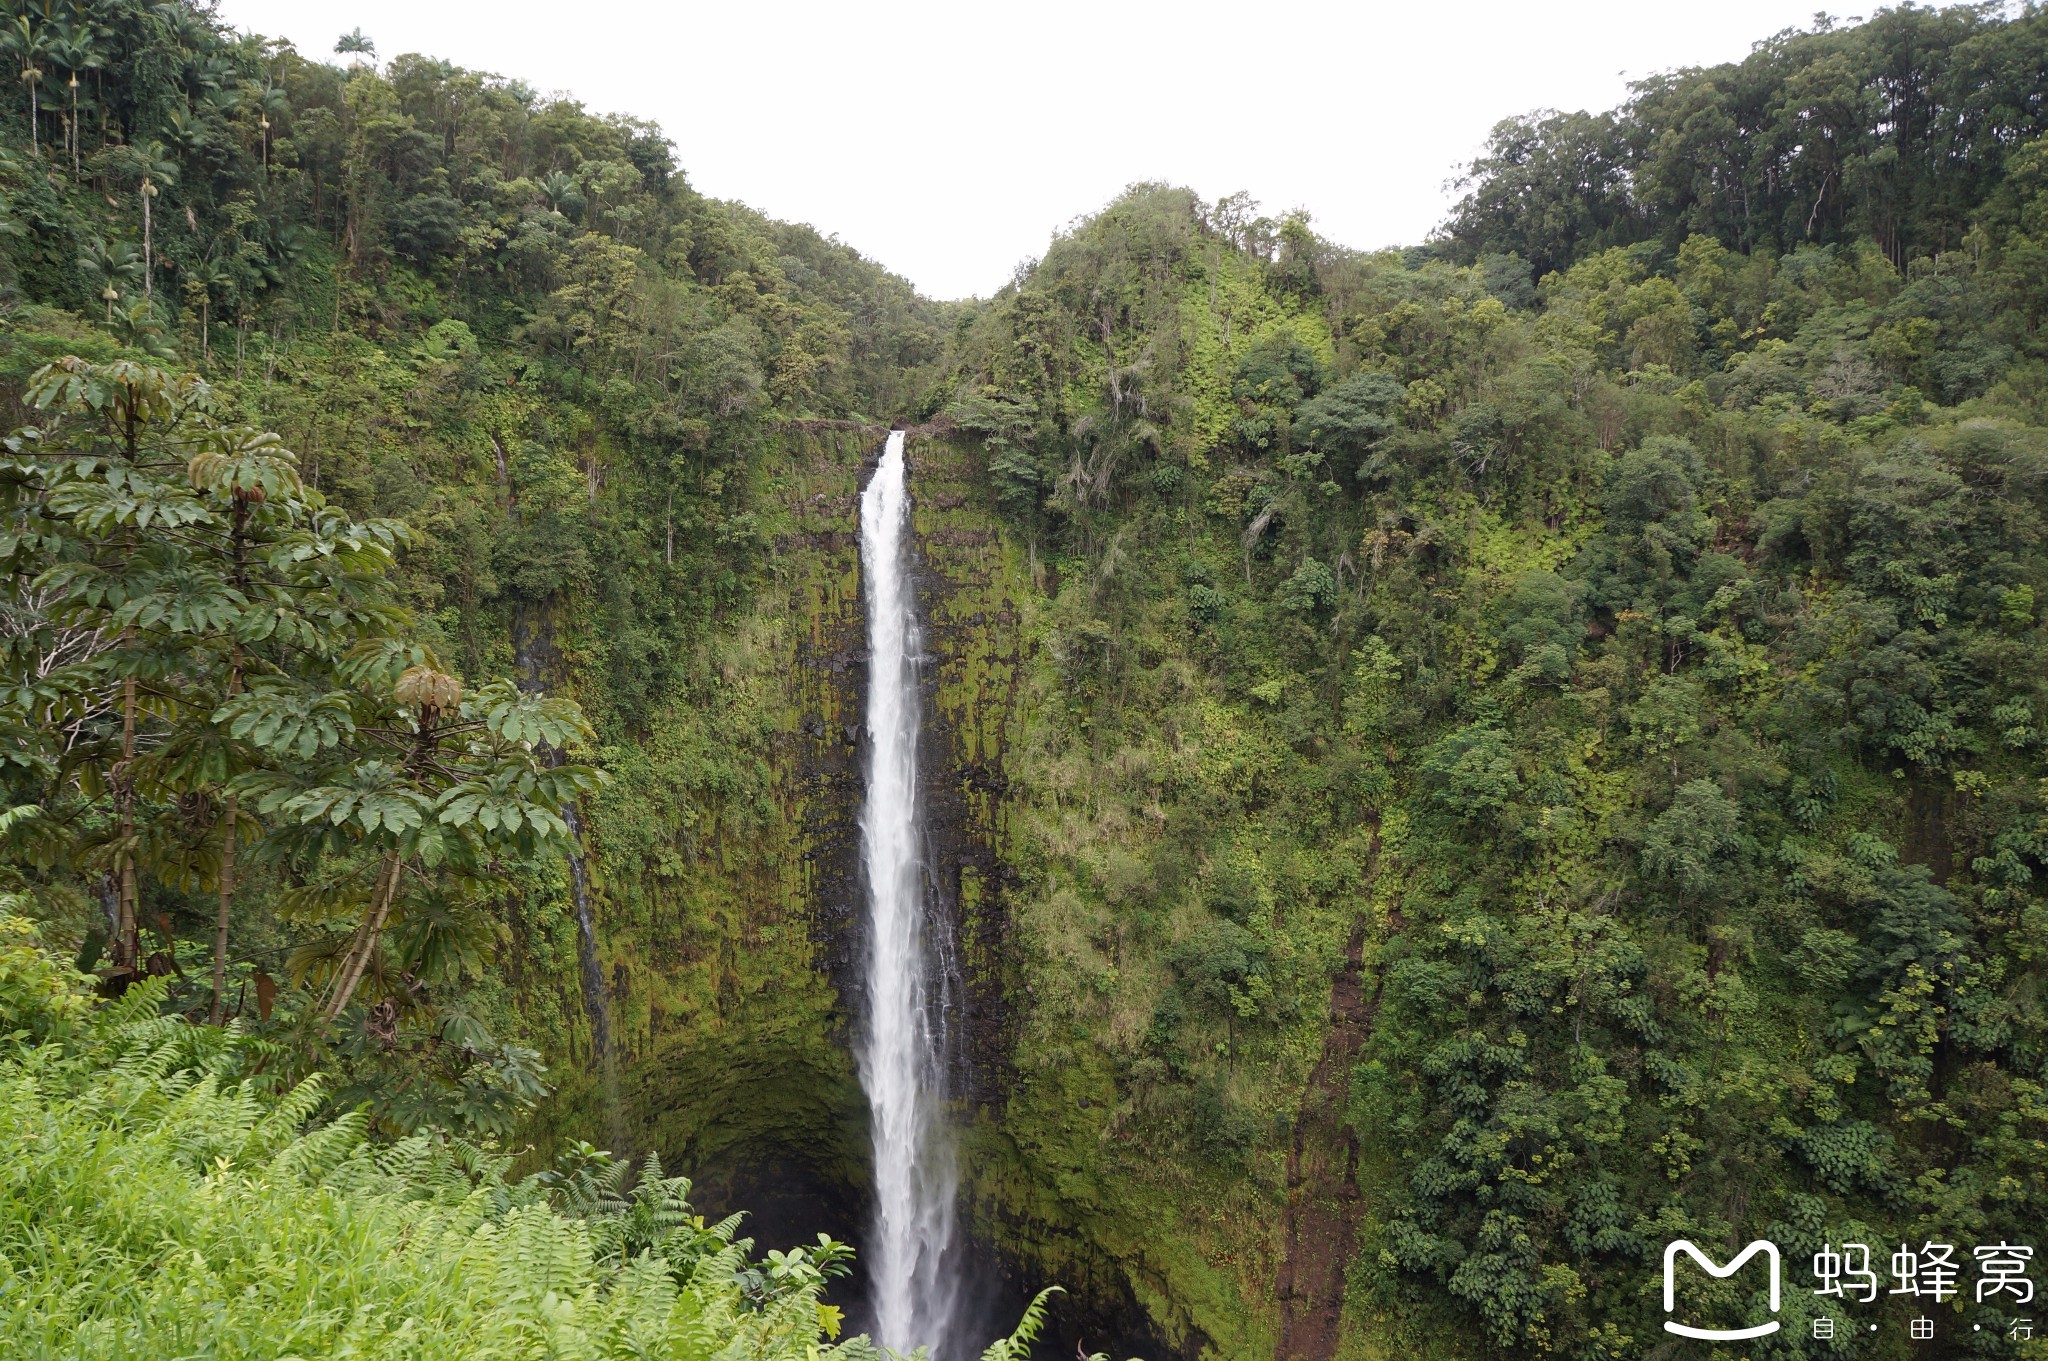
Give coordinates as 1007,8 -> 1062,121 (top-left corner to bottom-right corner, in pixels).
528,431 -> 875,1185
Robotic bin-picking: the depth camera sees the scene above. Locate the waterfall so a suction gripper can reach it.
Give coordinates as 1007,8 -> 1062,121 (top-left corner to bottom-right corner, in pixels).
857,430 -> 962,1357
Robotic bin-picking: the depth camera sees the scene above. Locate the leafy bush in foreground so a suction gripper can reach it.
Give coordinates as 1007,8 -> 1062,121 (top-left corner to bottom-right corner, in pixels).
0,908 -> 1089,1359
0,908 -> 867,1361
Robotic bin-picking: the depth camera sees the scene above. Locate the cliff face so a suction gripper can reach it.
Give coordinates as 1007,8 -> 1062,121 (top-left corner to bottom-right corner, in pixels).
907,440 -> 1240,1360
527,427 -> 878,1245
522,427 -> 1035,1232
534,432 -> 1316,1361
906,434 -> 1029,1107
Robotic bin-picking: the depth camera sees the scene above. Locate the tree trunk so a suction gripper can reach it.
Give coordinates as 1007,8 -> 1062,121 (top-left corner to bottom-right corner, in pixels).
116,673 -> 138,970
322,851 -> 403,1019
206,506 -> 256,1022
208,793 -> 236,1023
322,884 -> 380,1012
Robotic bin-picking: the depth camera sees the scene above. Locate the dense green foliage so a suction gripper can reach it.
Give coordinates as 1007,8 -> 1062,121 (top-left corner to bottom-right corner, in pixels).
8,2 -> 2048,1360
0,904 -> 866,1360
1444,2 -> 2048,276
936,10 -> 2048,1355
0,902 -> 1092,1360
0,7 -> 975,1354
0,0 -> 949,1143
2,352 -> 604,1134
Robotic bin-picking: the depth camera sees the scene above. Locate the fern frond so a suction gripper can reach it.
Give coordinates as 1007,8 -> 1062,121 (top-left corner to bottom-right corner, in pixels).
983,1286 -> 1064,1361
89,975 -> 173,1030
252,1073 -> 328,1145
270,1108 -> 368,1182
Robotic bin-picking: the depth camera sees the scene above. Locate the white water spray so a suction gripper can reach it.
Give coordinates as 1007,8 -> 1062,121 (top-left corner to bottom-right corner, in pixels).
857,430 -> 961,1356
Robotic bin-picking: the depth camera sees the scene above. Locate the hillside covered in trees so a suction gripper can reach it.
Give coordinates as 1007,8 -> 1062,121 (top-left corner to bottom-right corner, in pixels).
5,2 -> 2048,1359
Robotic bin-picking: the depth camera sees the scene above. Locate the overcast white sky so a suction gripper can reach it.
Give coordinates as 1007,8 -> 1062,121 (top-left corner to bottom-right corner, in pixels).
214,1 -> 1966,300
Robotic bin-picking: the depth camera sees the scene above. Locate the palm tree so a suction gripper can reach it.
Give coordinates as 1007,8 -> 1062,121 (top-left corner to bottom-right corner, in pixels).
190,257 -> 235,360
3,15 -> 46,157
191,52 -> 236,100
44,19 -> 97,178
258,221 -> 309,285
99,141 -> 178,301
78,238 -> 142,321
159,106 -> 206,162
334,28 -> 375,67
80,3 -> 114,155
107,297 -> 174,359
62,69 -> 77,172
17,65 -> 40,156
244,74 -> 285,176
140,176 -> 157,298
539,170 -> 585,218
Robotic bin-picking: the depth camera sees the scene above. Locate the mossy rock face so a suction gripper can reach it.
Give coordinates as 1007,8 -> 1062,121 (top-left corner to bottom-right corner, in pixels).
904,443 -> 1248,1361
529,428 -> 878,1216
907,434 -> 1031,1105
626,1017 -> 872,1245
534,431 -> 1278,1359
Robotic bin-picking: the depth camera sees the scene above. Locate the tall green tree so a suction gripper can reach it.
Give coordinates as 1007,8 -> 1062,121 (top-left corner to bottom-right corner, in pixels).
2,357 -> 600,1030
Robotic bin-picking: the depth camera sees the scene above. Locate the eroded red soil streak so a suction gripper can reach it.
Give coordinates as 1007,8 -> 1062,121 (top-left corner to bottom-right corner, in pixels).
1274,923 -> 1380,1361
